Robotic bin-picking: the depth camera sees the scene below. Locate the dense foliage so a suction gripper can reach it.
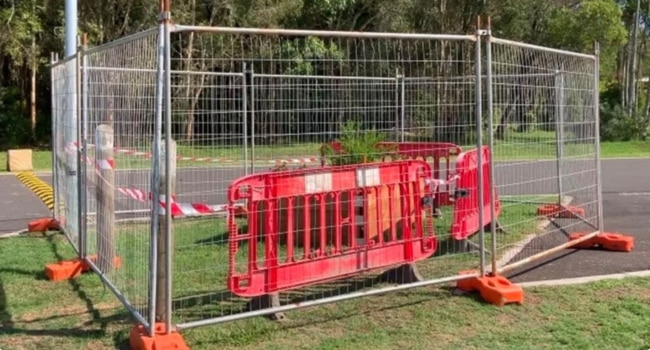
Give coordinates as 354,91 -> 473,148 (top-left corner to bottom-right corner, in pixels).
1,0 -> 649,149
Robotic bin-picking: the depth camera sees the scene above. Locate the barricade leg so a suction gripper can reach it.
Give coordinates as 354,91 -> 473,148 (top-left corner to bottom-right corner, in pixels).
247,293 -> 286,321
379,263 -> 423,284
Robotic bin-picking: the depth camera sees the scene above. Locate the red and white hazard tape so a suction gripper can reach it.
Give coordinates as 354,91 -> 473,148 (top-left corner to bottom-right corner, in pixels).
66,141 -> 319,166
95,159 -> 116,170
116,187 -> 239,218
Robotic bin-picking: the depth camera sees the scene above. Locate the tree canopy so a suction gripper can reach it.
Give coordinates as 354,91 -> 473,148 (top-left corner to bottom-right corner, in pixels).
0,0 -> 646,148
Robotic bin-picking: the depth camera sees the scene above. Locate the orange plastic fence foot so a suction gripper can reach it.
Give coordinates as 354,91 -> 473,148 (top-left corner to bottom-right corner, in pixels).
569,232 -> 634,252
44,255 -> 122,282
27,218 -> 60,233
130,323 -> 190,350
537,204 -> 585,219
44,259 -> 85,281
456,270 -> 524,306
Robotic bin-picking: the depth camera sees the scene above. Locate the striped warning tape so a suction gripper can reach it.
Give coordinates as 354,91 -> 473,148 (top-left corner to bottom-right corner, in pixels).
15,172 -> 55,210
67,141 -> 319,165
116,186 -> 242,218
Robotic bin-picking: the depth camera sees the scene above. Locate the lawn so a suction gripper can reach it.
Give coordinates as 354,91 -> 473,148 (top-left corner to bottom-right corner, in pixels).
0,192 -> 594,349
2,134 -> 649,173
1,230 -> 650,349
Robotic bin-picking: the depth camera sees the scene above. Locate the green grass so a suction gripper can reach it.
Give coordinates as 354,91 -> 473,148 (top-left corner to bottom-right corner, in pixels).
2,133 -> 649,173
0,150 -> 52,172
0,195 -> 558,349
2,230 -> 650,349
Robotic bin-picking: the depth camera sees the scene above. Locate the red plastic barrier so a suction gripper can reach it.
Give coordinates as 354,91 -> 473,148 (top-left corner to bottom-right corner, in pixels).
323,141 -> 462,207
227,159 -> 437,297
450,146 -> 501,240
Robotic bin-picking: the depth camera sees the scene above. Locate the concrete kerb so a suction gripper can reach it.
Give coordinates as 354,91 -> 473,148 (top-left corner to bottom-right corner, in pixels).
516,270 -> 650,288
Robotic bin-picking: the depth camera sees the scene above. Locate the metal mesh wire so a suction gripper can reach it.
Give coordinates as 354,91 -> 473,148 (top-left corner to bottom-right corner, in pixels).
486,40 -> 598,272
81,29 -> 159,326
164,30 -> 481,327
51,56 -> 80,250
51,24 -> 602,333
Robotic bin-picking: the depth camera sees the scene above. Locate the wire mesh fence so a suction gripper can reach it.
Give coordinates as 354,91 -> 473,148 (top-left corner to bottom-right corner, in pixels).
51,54 -> 81,251
163,28 -> 488,329
50,22 -> 601,338
485,39 -> 600,274
79,28 -> 160,329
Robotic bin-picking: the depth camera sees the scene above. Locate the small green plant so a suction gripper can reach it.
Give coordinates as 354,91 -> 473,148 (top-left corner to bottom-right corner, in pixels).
321,120 -> 398,166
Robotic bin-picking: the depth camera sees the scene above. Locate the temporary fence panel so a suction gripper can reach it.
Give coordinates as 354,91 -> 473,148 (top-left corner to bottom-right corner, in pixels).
166,27 -> 482,329
485,39 -> 600,274
51,55 -> 80,251
80,28 -> 160,330
48,21 -> 604,338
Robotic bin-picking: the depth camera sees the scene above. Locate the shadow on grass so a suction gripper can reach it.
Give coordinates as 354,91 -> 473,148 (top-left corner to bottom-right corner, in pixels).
0,232 -> 131,344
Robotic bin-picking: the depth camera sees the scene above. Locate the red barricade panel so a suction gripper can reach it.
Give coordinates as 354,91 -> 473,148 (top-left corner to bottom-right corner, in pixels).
227,159 -> 437,297
450,146 -> 501,240
323,141 -> 462,207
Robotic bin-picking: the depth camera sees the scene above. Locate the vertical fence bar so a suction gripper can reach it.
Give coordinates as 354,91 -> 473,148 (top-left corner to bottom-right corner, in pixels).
400,71 -> 406,142
74,43 -> 86,258
594,42 -> 604,232
243,63 -> 249,175
75,47 -> 84,255
475,25 -> 486,276
395,69 -> 400,135
250,65 -> 256,174
485,27 -> 498,275
163,7 -> 174,333
51,53 -> 59,221
554,69 -> 565,205
80,39 -> 89,258
148,15 -> 167,338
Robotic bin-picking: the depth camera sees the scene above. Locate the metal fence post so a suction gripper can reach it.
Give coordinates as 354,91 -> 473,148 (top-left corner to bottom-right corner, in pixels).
399,70 -> 406,142
163,7 -> 174,333
148,13 -> 168,337
79,36 -> 89,258
51,53 -> 59,222
243,62 -> 249,175
484,23 -> 499,275
594,41 -> 604,232
394,69 -> 399,135
554,68 -> 565,206
475,24 -> 486,276
250,64 -> 256,174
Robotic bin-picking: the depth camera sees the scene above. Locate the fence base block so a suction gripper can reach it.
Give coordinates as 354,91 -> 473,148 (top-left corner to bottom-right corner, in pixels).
44,255 -> 122,282
536,204 -> 585,219
456,270 -> 524,306
27,218 -> 60,233
247,293 -> 286,321
130,323 -> 190,350
568,232 -> 634,252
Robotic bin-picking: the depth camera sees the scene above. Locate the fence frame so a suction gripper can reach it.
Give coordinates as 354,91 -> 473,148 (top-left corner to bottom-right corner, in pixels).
48,15 -> 607,342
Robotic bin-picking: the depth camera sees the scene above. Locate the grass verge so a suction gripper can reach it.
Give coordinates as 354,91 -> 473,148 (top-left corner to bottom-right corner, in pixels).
2,136 -> 649,173
1,231 -> 649,349
0,150 -> 52,173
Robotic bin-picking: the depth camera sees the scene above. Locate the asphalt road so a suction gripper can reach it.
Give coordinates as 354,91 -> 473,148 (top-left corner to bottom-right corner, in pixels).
1,158 -> 648,282
505,158 -> 650,282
